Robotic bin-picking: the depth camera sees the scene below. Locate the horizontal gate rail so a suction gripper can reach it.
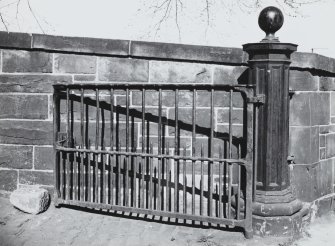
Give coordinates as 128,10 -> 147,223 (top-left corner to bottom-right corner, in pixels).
53,82 -> 256,238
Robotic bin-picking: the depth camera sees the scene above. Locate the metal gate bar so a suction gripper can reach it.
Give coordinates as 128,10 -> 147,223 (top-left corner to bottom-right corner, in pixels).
53,83 -> 255,238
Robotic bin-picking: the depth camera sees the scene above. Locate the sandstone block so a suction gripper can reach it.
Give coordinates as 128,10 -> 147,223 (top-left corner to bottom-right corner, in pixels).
10,187 -> 49,214
0,31 -> 32,48
213,66 -> 248,84
326,133 -> 335,158
0,74 -> 72,93
0,145 -> 33,169
3,50 -> 52,73
0,94 -> 48,119
0,120 -> 53,145
150,61 -> 211,83
0,170 -> 17,191
19,170 -> 54,186
98,57 -> 148,82
54,54 -> 96,74
131,41 -> 245,64
319,77 -> 335,91
289,126 -> 319,164
34,146 -> 54,170
289,70 -> 318,91
331,92 -> 335,116
33,34 -> 129,56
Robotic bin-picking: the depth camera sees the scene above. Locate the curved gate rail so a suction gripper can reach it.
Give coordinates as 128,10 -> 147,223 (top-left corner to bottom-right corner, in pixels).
53,83 -> 256,238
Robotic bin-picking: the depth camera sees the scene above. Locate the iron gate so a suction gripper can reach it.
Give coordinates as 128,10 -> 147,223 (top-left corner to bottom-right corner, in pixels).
53,82 -> 256,238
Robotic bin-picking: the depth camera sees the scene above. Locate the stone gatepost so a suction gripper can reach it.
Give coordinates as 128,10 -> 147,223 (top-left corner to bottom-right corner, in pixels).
243,6 -> 309,236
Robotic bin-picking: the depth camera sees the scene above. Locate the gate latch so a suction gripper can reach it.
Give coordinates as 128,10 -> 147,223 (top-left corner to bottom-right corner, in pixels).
247,94 -> 265,105
57,132 -> 68,146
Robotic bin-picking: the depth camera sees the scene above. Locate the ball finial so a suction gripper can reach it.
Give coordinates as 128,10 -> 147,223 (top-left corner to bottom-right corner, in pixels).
258,6 -> 284,42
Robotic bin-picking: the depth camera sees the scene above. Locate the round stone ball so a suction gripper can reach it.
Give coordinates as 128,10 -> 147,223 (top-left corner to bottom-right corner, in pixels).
258,6 -> 284,35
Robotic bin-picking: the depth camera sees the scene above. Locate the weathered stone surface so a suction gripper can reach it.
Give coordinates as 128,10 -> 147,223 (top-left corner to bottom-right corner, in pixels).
54,54 -> 96,74
34,146 -> 54,170
331,92 -> 335,116
320,148 -> 326,160
0,74 -> 72,93
10,187 -> 49,214
290,92 -> 330,126
289,126 -> 319,164
326,133 -> 335,158
291,160 -> 333,202
0,145 -> 33,169
317,159 -> 333,197
98,57 -> 148,82
0,94 -> 48,119
0,170 -> 17,191
150,61 -> 211,83
33,34 -> 129,56
19,171 -> 54,186
291,164 -> 317,202
320,135 -> 326,147
289,70 -> 318,91
310,93 -> 330,125
213,66 -> 248,84
319,77 -> 335,91
217,108 -> 243,124
0,31 -> 32,49
74,74 -> 96,81
131,41 -> 246,64
289,93 -> 310,126
2,50 -> 52,73
291,52 -> 335,73
0,120 -> 53,145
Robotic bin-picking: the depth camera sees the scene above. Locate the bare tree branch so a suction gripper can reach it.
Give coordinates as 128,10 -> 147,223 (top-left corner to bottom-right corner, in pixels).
0,12 -> 8,32
27,0 -> 44,33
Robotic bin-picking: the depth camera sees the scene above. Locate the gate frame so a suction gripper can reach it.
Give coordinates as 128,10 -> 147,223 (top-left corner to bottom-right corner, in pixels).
52,83 -> 259,238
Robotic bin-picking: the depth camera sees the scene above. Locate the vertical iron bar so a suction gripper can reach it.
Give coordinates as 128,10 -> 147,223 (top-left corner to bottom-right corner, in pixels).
192,89 -> 196,215
141,89 -> 145,208
219,147 -> 223,218
74,150 -> 78,200
166,143 -> 170,211
228,89 -> 233,219
158,88 -> 162,210
53,90 -> 60,201
102,152 -> 106,203
117,143 -> 121,205
66,88 -> 70,200
95,89 -> 100,203
183,147 -> 187,214
110,88 -> 114,205
80,89 -> 85,201
174,89 -> 179,213
133,155 -> 137,208
209,89 -> 214,217
149,143 -> 153,210
125,88 -> 130,206
200,144 -> 204,216
237,144 -> 241,220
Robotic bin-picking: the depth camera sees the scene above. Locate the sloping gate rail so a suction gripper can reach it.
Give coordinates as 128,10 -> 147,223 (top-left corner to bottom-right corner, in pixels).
53,82 -> 256,238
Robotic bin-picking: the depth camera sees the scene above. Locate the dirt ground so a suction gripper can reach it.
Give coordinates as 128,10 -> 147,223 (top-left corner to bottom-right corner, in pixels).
0,193 -> 334,246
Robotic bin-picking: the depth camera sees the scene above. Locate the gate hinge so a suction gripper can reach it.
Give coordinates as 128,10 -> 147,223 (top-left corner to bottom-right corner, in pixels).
57,132 -> 68,146
247,94 -> 265,104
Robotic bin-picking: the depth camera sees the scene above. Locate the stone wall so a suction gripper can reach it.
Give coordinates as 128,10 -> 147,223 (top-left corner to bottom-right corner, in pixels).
0,31 -> 334,207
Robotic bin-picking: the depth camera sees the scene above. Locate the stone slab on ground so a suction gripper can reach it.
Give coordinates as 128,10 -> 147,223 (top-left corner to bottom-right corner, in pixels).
9,187 -> 49,214
0,195 -> 299,246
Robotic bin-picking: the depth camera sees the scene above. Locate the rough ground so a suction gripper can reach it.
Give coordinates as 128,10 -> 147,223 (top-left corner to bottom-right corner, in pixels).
0,193 -> 334,246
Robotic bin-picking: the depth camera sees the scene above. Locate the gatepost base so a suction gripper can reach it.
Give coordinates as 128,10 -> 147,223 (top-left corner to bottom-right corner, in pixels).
252,194 -> 310,237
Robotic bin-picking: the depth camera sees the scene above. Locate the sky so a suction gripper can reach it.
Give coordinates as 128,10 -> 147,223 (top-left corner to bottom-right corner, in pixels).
0,0 -> 334,58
